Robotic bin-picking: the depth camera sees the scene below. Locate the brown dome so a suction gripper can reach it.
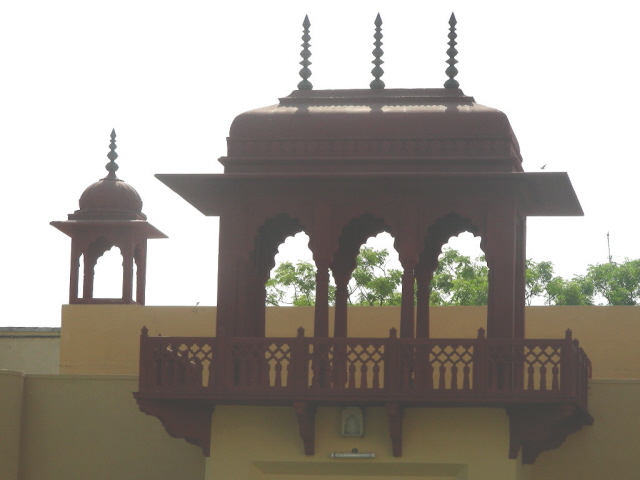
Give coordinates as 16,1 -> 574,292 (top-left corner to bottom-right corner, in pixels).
67,129 -> 147,221
223,89 -> 522,174
71,175 -> 146,220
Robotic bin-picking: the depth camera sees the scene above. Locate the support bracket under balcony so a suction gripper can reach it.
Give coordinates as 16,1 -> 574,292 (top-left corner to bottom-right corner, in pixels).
136,398 -> 215,456
294,401 -> 317,455
507,403 -> 593,464
386,402 -> 405,457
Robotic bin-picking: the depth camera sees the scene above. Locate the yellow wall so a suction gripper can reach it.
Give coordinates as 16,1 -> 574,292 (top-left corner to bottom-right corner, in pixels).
5,372 -> 204,480
11,306 -> 640,479
205,379 -> 640,480
60,305 -> 217,374
0,328 -> 60,374
531,380 -> 640,480
0,371 -> 24,480
208,406 -> 530,480
62,305 -> 640,379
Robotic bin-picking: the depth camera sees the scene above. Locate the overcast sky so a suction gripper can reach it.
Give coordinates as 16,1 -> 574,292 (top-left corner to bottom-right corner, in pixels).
1,1 -> 638,327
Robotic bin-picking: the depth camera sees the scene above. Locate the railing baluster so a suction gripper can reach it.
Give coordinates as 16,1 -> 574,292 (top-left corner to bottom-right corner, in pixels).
451,364 -> 458,390
463,365 -> 470,390
361,364 -> 368,389
373,364 -> 380,390
474,328 -> 487,393
552,365 -> 559,391
527,364 -> 534,390
386,328 -> 398,394
438,365 -> 446,390
560,329 -> 574,396
348,363 -> 356,389
539,364 -> 547,391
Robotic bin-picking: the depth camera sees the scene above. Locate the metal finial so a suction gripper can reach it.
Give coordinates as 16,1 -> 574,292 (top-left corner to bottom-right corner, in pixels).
444,13 -> 459,89
297,15 -> 313,90
370,13 -> 385,89
105,129 -> 119,178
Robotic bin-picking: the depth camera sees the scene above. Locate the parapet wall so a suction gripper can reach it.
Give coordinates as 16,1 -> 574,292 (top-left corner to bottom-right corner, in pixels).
60,305 -> 640,379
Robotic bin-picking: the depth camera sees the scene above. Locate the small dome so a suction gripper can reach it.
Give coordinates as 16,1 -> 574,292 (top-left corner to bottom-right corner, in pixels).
73,176 -> 145,220
68,129 -> 147,221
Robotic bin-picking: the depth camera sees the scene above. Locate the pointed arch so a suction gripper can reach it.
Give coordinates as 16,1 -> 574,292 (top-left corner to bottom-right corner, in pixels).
331,214 -> 394,337
247,213 -> 308,336
416,213 -> 484,338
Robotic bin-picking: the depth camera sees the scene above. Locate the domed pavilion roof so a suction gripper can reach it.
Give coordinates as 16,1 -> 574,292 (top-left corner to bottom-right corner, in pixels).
69,130 -> 146,221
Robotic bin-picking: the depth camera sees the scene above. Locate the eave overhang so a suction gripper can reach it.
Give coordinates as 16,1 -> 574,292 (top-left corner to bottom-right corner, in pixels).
155,171 -> 583,218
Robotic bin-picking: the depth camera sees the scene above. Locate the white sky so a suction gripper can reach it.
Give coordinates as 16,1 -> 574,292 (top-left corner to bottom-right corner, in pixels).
2,1 -> 638,327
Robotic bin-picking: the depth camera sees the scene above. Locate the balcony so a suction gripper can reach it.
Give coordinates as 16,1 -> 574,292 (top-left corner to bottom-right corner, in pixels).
134,327 -> 593,463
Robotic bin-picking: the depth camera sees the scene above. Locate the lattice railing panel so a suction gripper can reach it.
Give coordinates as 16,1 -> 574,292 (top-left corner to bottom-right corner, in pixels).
398,343 -> 474,391
230,340 -> 292,389
151,339 -> 214,391
138,328 -> 590,409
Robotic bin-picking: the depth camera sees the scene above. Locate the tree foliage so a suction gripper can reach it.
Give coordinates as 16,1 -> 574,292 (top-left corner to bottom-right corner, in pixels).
586,259 -> 640,305
265,261 -> 316,306
430,249 -> 488,306
350,247 -> 403,306
265,247 -> 640,307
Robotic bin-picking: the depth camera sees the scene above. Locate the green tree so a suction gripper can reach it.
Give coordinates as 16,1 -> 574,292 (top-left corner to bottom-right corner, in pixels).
525,259 -> 554,306
430,248 -> 488,306
350,247 -> 402,306
586,259 -> 640,305
265,260 -> 317,306
265,248 -> 640,308
544,276 -> 594,306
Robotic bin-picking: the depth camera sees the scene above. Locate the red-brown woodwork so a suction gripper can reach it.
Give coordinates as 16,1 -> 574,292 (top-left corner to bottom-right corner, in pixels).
136,398 -> 214,456
140,88 -> 588,462
134,326 -> 593,459
386,402 -> 404,457
294,401 -> 317,455
507,404 -> 586,464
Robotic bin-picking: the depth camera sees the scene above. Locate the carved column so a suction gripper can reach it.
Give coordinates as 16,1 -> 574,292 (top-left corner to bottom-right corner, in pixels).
121,240 -> 134,304
400,265 -> 416,338
333,268 -> 350,338
314,265 -> 330,337
415,257 -> 436,339
69,238 -> 80,303
486,199 -> 518,339
135,240 -> 147,306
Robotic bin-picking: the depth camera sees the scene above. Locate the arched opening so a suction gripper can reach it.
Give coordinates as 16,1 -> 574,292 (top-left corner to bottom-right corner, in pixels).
265,231 -> 315,307
430,232 -> 487,307
93,246 -> 123,299
348,232 -> 402,307
416,213 -> 484,338
331,214 -> 396,337
249,213 -> 306,336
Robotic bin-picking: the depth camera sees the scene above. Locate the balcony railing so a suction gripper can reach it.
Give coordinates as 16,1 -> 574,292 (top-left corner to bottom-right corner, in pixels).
136,326 -> 591,412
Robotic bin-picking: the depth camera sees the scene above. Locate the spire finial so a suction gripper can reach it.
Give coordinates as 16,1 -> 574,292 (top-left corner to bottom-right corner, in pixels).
297,15 -> 313,90
105,129 -> 119,178
444,12 -> 459,89
370,13 -> 385,89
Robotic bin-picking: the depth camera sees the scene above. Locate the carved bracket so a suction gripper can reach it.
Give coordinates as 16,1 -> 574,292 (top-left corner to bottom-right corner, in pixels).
507,404 -> 591,464
386,402 -> 405,457
136,398 -> 215,456
294,401 -> 317,455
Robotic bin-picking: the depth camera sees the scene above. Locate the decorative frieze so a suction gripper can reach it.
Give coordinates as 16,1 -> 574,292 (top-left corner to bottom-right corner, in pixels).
227,137 -> 519,159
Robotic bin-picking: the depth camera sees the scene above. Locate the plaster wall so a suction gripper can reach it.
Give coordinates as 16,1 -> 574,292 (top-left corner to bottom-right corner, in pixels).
530,380 -> 640,480
61,305 -> 640,379
0,328 -> 60,374
0,371 -> 24,480
13,373 -> 204,480
207,406 -> 530,480
60,305 -> 216,374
